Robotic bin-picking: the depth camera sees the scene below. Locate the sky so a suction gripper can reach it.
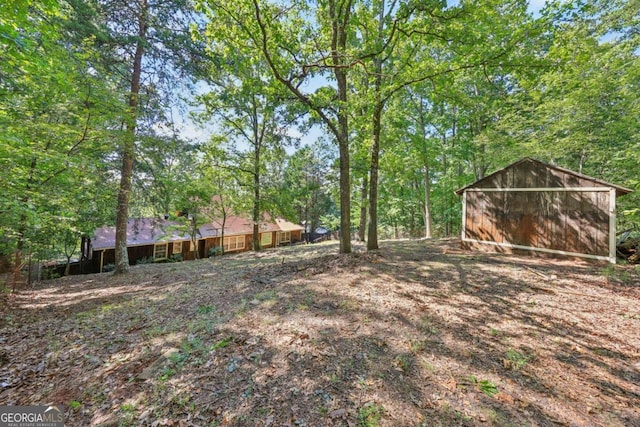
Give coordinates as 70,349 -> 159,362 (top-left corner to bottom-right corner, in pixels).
527,0 -> 548,15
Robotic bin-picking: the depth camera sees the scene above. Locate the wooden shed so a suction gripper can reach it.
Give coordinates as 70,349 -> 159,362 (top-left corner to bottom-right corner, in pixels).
455,158 -> 632,263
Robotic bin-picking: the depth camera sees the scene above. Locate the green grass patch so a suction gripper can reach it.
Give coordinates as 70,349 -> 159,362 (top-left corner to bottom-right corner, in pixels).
255,290 -> 277,301
357,403 -> 385,427
158,367 -> 175,381
197,305 -> 215,315
420,315 -> 438,335
410,339 -> 427,353
210,336 -> 233,351
394,354 -> 412,373
505,349 -> 529,371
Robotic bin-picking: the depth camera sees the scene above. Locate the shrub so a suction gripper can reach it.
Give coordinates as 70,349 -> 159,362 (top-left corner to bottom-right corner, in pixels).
42,268 -> 61,280
208,246 -> 222,257
136,257 -> 154,265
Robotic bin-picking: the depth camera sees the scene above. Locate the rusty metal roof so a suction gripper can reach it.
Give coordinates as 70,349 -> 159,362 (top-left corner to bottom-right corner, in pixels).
92,215 -> 303,250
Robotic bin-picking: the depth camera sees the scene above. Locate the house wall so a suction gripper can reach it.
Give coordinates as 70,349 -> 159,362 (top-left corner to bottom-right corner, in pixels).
130,245 -> 155,263
45,259 -> 102,277
202,237 -> 221,257
115,246 -> 154,265
87,228 -> 304,275
90,245 -> 155,272
463,162 -> 612,259
168,238 -> 221,260
181,241 -> 196,261
84,254 -> 103,273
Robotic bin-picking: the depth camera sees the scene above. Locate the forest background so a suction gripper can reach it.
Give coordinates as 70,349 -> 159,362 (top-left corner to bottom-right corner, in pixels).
1,0 -> 638,274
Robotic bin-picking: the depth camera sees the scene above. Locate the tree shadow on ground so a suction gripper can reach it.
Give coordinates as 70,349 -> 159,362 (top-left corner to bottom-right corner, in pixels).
1,240 -> 638,426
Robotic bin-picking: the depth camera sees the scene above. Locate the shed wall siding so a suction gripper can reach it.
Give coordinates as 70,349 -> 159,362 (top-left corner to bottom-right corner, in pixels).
475,161 -> 599,190
464,188 -> 611,258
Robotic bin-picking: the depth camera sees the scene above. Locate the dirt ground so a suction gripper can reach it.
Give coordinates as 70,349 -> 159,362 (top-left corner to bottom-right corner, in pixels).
1,239 -> 639,426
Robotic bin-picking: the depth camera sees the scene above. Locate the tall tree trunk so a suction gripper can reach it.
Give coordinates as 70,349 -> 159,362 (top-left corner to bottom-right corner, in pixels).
304,201 -> 310,243
12,214 -> 27,291
251,0 -> 352,253
114,0 -> 147,274
424,163 -> 432,238
332,0 -> 351,254
253,166 -> 260,252
367,100 -> 382,250
417,94 -> 432,239
252,101 -> 262,252
191,214 -> 199,259
13,155 -> 38,290
12,227 -> 25,292
337,114 -> 351,253
220,208 -> 227,256
358,176 -> 368,242
366,1 -> 385,251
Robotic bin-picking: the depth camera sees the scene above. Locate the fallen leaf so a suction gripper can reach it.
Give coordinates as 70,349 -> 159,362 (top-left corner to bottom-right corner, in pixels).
329,408 -> 346,419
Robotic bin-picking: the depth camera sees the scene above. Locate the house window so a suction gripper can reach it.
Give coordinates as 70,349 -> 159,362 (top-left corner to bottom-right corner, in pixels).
173,241 -> 183,254
261,232 -> 272,246
223,235 -> 245,252
279,231 -> 291,244
154,243 -> 168,260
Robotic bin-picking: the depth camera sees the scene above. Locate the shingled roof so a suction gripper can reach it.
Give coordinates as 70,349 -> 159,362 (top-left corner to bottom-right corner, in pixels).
92,215 -> 303,250
92,218 -> 220,251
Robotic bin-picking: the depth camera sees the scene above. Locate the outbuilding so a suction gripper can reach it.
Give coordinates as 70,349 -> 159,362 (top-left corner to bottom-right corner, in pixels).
455,158 -> 632,263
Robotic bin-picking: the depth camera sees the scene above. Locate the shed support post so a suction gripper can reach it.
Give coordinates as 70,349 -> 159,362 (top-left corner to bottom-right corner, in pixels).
609,188 -> 617,264
461,190 -> 467,241
99,250 -> 104,273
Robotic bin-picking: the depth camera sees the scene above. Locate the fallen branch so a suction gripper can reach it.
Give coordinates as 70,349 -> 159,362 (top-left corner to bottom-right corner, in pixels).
523,266 -> 553,281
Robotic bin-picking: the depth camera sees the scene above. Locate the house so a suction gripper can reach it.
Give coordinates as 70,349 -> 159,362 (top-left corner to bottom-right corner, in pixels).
88,215 -> 304,273
455,157 -> 632,263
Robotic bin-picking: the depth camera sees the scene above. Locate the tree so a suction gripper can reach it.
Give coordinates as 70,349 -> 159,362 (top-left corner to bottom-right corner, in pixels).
0,1 -> 118,286
133,134 -> 199,217
114,0 -> 147,274
198,141 -> 244,256
279,142 -> 336,239
359,0 -> 543,249
495,0 -> 640,218
68,0 -> 203,274
195,44 -> 296,250
199,0 -> 361,253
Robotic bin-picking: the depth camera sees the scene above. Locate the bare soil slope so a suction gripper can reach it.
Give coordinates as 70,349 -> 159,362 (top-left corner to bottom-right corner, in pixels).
1,239 -> 639,426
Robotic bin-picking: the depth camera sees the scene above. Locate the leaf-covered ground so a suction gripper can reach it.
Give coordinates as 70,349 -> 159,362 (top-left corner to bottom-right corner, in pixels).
1,239 -> 639,426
